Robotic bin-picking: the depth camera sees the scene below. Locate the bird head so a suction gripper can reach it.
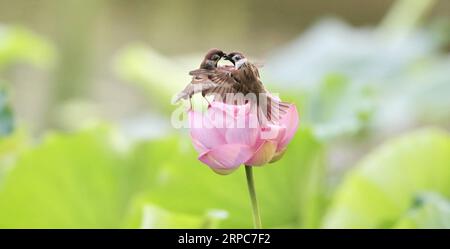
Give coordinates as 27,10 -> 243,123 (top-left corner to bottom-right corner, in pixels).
225,52 -> 247,69
202,48 -> 226,69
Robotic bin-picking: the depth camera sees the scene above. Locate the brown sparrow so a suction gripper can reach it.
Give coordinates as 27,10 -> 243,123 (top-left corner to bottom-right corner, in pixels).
172,48 -> 228,108
190,51 -> 289,124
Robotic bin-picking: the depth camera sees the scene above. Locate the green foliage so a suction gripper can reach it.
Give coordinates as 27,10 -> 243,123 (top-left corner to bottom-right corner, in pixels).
131,127 -> 326,228
0,88 -> 13,137
0,26 -> 55,70
123,198 -> 228,229
394,192 -> 450,228
323,129 -> 450,228
305,74 -> 375,139
0,129 -> 27,186
0,127 -> 129,228
0,1 -> 449,229
0,126 -> 326,228
2,125 -> 447,229
114,44 -> 193,112
268,16 -> 450,140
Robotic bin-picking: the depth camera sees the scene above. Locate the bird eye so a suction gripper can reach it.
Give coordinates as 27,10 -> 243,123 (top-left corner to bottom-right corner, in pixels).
211,55 -> 219,60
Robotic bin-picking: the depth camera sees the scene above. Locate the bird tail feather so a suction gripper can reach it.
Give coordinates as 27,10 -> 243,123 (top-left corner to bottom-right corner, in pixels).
257,94 -> 290,125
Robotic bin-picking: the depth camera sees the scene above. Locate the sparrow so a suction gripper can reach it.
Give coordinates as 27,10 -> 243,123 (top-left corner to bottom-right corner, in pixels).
189,51 -> 289,124
172,48 -> 228,108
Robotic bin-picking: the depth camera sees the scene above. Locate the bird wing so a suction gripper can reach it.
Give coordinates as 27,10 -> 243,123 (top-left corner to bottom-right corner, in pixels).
173,67 -> 228,104
171,80 -> 217,104
189,66 -> 240,103
257,93 -> 290,125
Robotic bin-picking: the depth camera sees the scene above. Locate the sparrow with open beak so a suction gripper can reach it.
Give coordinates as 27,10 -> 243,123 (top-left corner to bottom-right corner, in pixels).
189,51 -> 289,124
172,48 -> 228,108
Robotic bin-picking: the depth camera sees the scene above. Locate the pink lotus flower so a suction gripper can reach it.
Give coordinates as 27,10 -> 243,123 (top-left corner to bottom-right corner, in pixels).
188,102 -> 299,175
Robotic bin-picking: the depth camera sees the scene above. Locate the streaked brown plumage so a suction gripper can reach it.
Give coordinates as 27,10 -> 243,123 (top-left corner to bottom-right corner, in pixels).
189,51 -> 289,124
172,48 -> 226,106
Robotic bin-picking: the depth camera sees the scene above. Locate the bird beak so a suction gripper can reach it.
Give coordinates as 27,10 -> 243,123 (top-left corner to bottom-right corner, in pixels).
223,55 -> 234,65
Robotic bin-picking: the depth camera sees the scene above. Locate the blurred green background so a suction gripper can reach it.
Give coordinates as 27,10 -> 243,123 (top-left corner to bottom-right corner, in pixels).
0,0 -> 449,228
